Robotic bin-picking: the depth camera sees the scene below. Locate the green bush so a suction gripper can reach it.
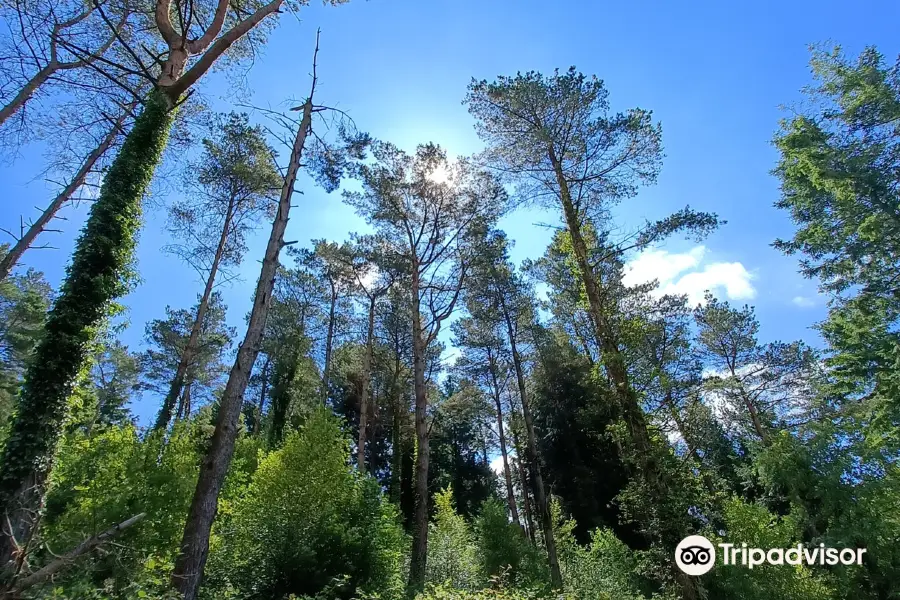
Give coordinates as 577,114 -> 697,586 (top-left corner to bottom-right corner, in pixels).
474,498 -> 548,589
39,423 -> 203,593
414,583 -> 561,600
203,407 -> 406,600
425,488 -> 483,591
552,500 -> 649,600
705,498 -> 837,600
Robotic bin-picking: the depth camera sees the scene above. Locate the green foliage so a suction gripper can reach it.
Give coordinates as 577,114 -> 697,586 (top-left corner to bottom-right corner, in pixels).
0,88 -> 175,511
425,488 -> 482,591
68,340 -> 141,432
474,499 -> 548,589
39,423 -> 201,594
0,258 -> 52,438
414,585 -> 558,600
530,328 -> 634,546
774,46 -> 900,299
204,408 -> 406,600
140,292 -> 234,415
705,498 -> 838,600
428,387 -> 497,521
167,112 -> 281,273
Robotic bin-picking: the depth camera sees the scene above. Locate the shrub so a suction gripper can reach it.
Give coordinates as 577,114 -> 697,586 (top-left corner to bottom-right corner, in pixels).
425,488 -> 483,591
474,498 -> 548,589
203,407 -> 406,600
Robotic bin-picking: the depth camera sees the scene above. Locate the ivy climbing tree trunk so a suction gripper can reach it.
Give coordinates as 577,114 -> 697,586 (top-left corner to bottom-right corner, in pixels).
0,90 -> 175,583
0,0 -> 297,585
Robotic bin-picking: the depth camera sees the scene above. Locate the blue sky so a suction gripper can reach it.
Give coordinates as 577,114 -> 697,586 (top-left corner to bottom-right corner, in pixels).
3,0 -> 899,424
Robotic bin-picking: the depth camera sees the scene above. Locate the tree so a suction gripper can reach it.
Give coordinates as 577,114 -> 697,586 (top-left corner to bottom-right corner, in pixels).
0,253 -> 52,430
294,240 -> 356,403
343,234 -> 396,472
0,0 -> 128,135
428,380 -> 497,522
71,340 -> 141,433
261,262 -> 325,446
774,46 -> 900,304
0,0 -> 346,573
376,286 -> 415,512
203,408 -> 406,600
0,101 -> 136,282
154,111 -> 280,432
452,317 -> 522,531
172,42 -> 367,598
694,293 -> 821,445
468,229 -> 563,584
773,45 -> 900,448
529,325 -> 636,548
140,294 -> 234,421
344,141 -> 504,592
467,69 -> 720,597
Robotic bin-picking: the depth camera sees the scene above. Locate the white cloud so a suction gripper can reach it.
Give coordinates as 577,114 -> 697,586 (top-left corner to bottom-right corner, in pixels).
623,246 -> 755,306
792,295 -> 816,308
489,456 -> 505,476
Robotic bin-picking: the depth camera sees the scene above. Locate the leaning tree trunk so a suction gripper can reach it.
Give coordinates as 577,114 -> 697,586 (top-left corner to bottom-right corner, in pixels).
0,105 -> 132,282
0,65 -> 56,127
171,97 -> 314,600
487,349 -> 521,529
407,265 -> 431,594
357,296 -> 376,471
0,90 -> 175,584
549,153 -> 699,600
154,196 -> 236,431
498,296 -> 562,588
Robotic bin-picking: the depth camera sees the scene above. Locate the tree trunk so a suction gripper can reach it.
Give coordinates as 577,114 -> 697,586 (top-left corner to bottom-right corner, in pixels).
549,151 -> 652,454
390,357 -> 403,507
498,296 -> 562,588
487,349 -> 521,529
0,64 -> 55,128
510,421 -> 536,544
255,355 -> 270,434
0,105 -> 130,282
6,513 -> 145,596
549,151 -> 699,600
407,264 -> 430,594
321,285 -> 337,403
171,97 -> 314,600
0,90 -> 175,583
154,195 -> 236,431
357,296 -> 376,471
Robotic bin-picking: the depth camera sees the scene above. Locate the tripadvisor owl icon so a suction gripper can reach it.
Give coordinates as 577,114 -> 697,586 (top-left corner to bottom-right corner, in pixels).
676,535 -> 716,575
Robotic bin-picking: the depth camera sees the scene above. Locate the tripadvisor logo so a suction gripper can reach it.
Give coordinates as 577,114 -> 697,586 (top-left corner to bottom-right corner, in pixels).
675,535 -> 867,576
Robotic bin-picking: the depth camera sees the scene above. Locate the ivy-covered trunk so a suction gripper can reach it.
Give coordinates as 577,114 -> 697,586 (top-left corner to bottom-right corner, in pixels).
0,89 -> 175,582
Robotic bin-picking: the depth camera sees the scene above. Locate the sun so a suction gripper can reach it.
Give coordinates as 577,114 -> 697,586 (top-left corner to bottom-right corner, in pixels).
426,164 -> 451,184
